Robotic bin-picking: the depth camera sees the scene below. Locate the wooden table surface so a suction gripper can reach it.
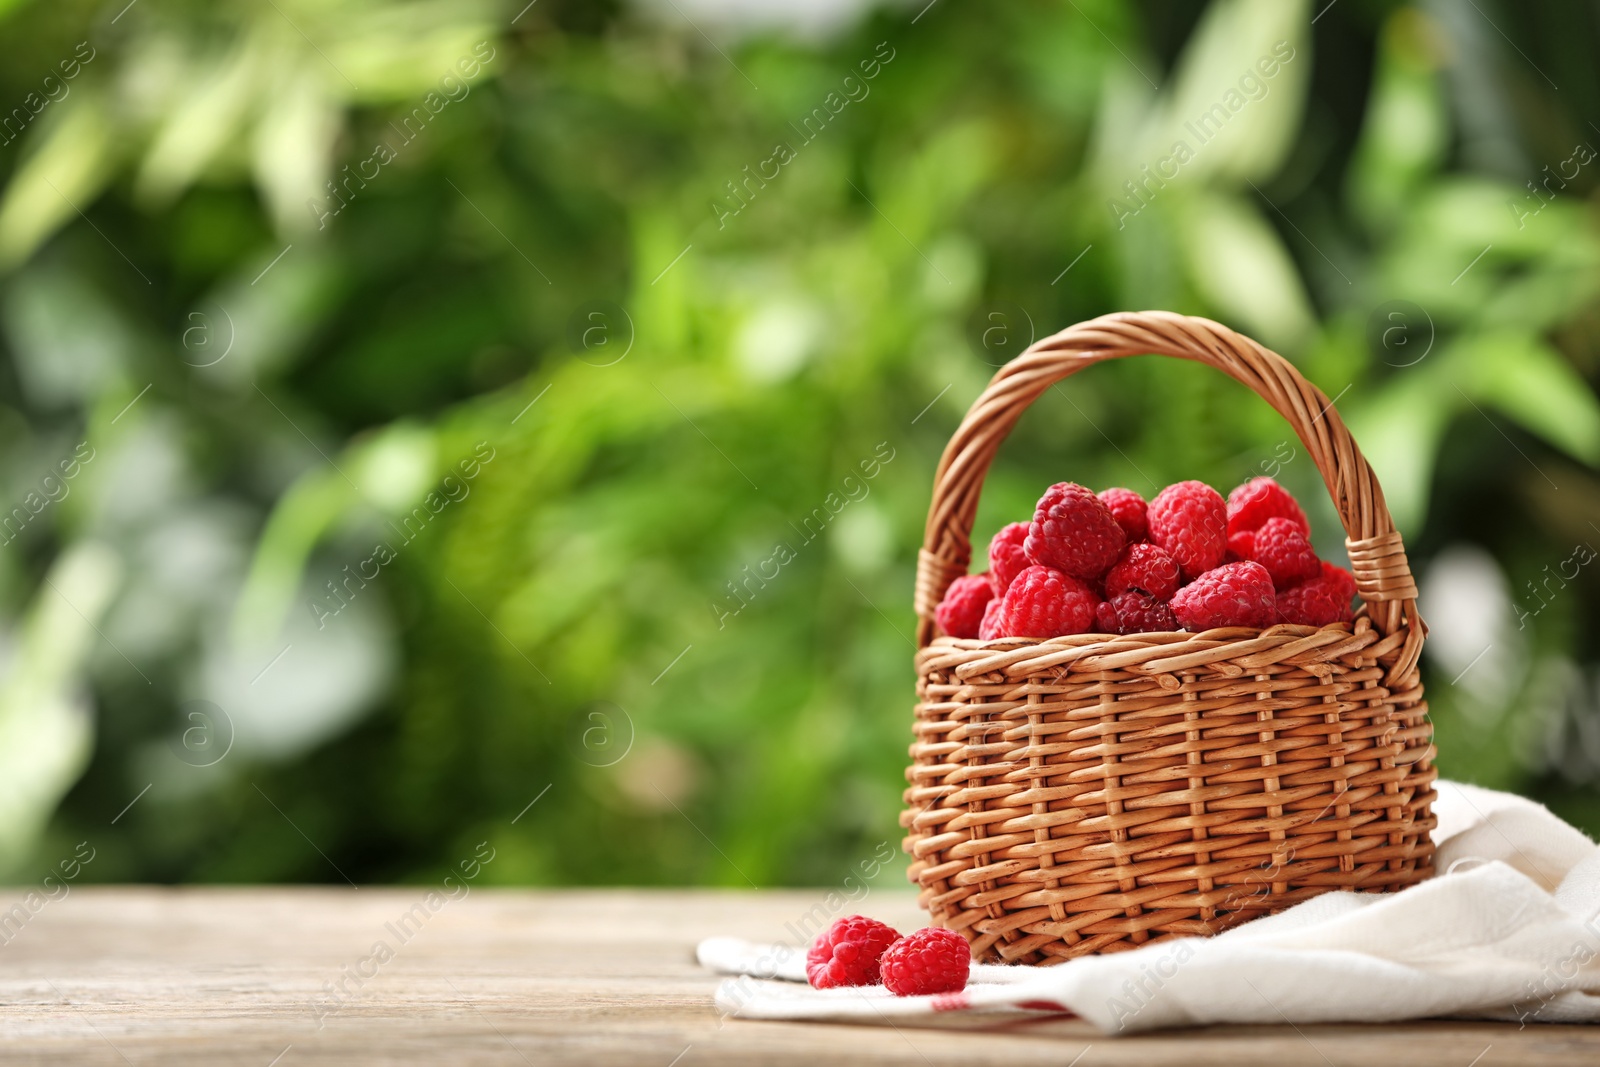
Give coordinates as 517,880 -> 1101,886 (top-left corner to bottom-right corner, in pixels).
0,886 -> 1595,1065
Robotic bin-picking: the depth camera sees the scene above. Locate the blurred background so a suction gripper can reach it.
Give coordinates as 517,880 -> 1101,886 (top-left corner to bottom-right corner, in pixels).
0,0 -> 1597,892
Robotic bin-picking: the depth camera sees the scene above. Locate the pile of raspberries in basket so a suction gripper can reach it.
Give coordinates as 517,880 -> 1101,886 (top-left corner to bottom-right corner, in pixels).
936,476 -> 1359,640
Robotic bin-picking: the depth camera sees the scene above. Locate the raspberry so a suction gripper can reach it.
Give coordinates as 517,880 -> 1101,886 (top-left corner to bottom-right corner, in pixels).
935,574 -> 995,639
806,915 -> 901,989
1227,528 -> 1256,561
987,522 -> 1031,596
1227,476 -> 1309,537
1024,483 -> 1125,580
1148,481 -> 1227,580
1170,560 -> 1277,630
1322,560 -> 1357,601
1104,542 -> 1180,601
978,597 -> 1004,640
989,565 -> 1099,638
1277,562 -> 1357,626
1097,591 -> 1178,635
1098,487 -> 1149,543
879,927 -> 970,997
1250,517 -> 1321,590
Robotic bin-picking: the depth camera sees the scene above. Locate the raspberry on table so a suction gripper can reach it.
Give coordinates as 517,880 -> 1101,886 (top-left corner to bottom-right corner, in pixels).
806,915 -> 902,989
1170,560 -> 1277,630
987,522 -> 1032,596
978,597 -> 1005,640
1227,476 -> 1309,537
1277,561 -> 1357,626
990,565 -> 1100,638
1148,480 -> 1227,580
935,574 -> 995,639
1251,517 -> 1321,590
1097,590 -> 1178,635
1104,542 -> 1180,601
879,927 -> 970,997
1098,487 -> 1149,543
1024,482 -> 1125,580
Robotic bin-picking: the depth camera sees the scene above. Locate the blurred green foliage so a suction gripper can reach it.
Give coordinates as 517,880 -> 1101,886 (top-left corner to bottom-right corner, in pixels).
0,0 -> 1598,889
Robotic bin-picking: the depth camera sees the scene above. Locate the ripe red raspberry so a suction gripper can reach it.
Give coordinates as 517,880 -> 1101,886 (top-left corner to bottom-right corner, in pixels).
1097,591 -> 1178,635
1227,476 -> 1309,537
990,565 -> 1099,638
1024,483 -> 1125,581
1098,487 -> 1148,543
1322,560 -> 1357,601
879,927 -> 970,997
1104,542 -> 1180,601
987,522 -> 1031,596
1277,562 -> 1358,626
806,915 -> 901,989
977,597 -> 1004,640
1227,528 -> 1256,561
1251,517 -> 1321,590
1170,560 -> 1277,630
1148,481 -> 1227,580
935,574 -> 995,639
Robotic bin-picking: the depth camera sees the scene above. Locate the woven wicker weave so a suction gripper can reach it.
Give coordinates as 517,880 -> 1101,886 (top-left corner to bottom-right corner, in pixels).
903,311 -> 1437,965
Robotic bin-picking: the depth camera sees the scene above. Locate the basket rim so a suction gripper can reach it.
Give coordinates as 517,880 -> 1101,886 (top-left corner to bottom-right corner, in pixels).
925,619 -> 1354,651
917,615 -> 1414,681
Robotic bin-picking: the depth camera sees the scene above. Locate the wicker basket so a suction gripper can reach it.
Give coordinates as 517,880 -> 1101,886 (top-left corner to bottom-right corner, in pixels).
903,311 -> 1437,965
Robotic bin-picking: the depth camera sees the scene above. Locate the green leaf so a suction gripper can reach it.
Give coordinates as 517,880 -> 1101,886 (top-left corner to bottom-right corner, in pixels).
1177,190 -> 1315,351
1159,0 -> 1310,185
251,57 -> 340,235
0,543 -> 119,871
1344,368 -> 1452,534
1453,333 -> 1600,465
0,91 -> 114,268
134,33 -> 266,207
1347,9 -> 1450,228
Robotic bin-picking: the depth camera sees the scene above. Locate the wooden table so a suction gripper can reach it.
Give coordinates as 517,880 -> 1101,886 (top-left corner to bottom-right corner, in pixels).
1,887 -> 1595,1065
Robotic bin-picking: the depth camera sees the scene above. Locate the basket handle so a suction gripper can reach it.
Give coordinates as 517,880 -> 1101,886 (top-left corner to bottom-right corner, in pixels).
913,311 -> 1423,675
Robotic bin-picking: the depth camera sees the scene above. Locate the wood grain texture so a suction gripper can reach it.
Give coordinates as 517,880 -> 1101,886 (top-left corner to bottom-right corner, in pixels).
0,886 -> 1593,1065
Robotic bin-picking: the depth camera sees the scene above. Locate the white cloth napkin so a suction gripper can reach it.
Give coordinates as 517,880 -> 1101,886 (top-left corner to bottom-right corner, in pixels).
698,781 -> 1600,1033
